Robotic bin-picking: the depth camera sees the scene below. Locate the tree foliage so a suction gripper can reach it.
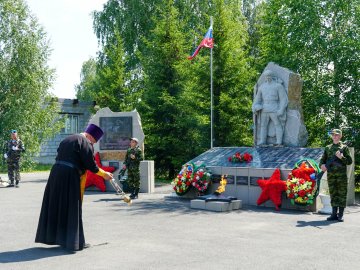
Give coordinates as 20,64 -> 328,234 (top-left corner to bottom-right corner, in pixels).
138,0 -> 202,177
0,0 -> 62,169
75,58 -> 97,102
212,0 -> 255,147
85,0 -> 359,177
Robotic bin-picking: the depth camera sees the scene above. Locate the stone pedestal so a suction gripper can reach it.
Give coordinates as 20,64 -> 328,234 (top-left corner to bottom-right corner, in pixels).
191,199 -> 242,212
318,194 -> 332,214
140,160 -> 155,193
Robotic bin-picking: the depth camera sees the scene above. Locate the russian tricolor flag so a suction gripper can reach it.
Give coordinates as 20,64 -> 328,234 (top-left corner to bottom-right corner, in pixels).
188,26 -> 214,60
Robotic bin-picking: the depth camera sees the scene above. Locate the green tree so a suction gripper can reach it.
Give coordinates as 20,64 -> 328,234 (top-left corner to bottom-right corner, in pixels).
93,0 -> 160,72
212,0 -> 256,146
0,0 -> 61,169
139,0 -> 201,178
75,58 -> 97,101
95,33 -> 136,112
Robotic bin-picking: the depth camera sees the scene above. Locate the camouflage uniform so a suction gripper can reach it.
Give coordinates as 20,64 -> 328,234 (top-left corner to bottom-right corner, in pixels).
4,138 -> 25,186
319,141 -> 352,208
123,146 -> 143,191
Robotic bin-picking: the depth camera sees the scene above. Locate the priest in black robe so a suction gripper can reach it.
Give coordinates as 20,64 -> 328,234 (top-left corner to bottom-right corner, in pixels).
35,124 -> 113,252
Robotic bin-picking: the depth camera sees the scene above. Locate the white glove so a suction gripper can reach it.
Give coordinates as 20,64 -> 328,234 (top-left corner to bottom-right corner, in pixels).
3,153 -> 7,159
12,146 -> 19,151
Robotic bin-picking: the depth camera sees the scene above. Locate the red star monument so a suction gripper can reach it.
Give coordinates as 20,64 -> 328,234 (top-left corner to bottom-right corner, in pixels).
85,152 -> 116,192
256,168 -> 287,210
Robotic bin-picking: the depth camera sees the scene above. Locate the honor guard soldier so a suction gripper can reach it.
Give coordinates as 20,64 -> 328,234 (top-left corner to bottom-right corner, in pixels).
3,130 -> 25,187
123,138 -> 143,199
319,128 -> 352,222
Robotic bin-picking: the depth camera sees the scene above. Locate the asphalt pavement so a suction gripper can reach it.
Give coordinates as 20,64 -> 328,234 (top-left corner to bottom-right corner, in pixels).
0,172 -> 360,270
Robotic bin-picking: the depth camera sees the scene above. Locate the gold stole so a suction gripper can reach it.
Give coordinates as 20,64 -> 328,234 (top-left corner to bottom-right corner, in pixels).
80,168 -> 108,202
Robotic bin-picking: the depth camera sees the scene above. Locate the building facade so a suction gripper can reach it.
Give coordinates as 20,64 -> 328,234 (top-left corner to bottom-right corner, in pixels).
37,98 -> 95,164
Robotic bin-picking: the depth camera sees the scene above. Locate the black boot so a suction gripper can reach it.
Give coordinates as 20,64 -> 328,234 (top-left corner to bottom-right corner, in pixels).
327,207 -> 338,221
130,188 -> 139,199
129,188 -> 135,199
337,207 -> 345,222
8,181 -> 14,187
15,180 -> 19,188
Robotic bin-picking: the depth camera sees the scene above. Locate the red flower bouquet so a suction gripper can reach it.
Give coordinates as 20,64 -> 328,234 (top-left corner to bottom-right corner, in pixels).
228,152 -> 253,163
191,165 -> 211,195
171,163 -> 194,195
286,159 -> 321,205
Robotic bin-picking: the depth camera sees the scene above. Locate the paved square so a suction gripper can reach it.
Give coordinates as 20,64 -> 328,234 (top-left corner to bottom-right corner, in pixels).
1,172 -> 359,270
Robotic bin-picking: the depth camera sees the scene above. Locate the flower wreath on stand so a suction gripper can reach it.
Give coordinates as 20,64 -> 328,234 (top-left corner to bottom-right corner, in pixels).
171,163 -> 194,196
228,152 -> 253,163
286,159 -> 321,205
191,164 -> 211,196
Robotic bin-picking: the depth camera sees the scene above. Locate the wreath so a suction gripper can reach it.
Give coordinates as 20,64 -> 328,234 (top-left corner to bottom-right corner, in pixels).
191,165 -> 211,195
171,163 -> 194,195
286,159 -> 321,205
172,163 -> 212,196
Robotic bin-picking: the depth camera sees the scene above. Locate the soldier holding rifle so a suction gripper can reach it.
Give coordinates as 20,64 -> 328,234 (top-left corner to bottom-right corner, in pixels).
319,129 -> 352,222
123,138 -> 143,199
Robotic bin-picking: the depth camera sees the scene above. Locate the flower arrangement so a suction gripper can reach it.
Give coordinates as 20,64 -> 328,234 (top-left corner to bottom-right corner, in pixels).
171,163 -> 194,195
191,165 -> 211,195
172,163 -> 212,196
228,152 -> 253,163
286,159 -> 321,205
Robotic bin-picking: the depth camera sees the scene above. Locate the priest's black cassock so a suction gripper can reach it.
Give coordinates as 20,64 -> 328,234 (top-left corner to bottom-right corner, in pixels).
35,133 -> 106,251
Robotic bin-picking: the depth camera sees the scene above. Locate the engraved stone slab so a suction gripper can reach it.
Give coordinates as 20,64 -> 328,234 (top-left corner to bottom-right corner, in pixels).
191,199 -> 242,212
189,147 -> 323,169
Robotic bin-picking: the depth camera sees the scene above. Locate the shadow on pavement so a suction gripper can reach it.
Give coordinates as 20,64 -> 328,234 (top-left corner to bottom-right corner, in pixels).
296,220 -> 334,228
0,247 -> 72,263
109,199 -> 196,215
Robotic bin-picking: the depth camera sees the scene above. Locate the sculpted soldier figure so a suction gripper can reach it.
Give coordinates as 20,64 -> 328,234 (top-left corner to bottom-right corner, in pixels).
252,70 -> 288,146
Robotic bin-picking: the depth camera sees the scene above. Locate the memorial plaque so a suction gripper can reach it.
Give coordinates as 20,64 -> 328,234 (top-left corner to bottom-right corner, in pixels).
100,117 -> 132,150
250,176 -> 260,186
236,176 -> 248,185
226,175 -> 235,185
211,174 -> 222,184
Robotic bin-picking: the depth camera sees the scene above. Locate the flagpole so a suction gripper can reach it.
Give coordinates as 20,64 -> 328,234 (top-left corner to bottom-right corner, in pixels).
210,17 -> 213,148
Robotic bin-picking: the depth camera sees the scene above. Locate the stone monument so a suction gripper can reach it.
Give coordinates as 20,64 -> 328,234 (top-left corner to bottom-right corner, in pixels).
88,107 -> 154,193
171,62 -> 355,212
253,62 -> 308,147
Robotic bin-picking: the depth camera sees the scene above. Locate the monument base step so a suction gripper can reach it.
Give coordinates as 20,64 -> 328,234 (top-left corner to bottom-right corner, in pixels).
191,199 -> 242,212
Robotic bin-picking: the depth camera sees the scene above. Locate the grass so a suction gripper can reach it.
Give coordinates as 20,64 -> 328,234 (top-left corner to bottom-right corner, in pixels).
0,163 -> 52,173
22,163 -> 52,172
155,178 -> 172,185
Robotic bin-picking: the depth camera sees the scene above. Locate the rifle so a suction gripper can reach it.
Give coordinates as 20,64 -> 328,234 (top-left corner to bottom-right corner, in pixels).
2,141 -> 7,166
316,141 -> 350,182
118,168 -> 126,181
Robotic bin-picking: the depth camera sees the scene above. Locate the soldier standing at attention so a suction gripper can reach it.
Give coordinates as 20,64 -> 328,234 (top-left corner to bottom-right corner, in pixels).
3,130 -> 25,187
123,138 -> 143,199
319,129 -> 352,222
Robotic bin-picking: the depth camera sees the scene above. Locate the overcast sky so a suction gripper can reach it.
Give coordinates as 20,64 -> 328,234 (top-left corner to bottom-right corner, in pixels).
25,0 -> 108,98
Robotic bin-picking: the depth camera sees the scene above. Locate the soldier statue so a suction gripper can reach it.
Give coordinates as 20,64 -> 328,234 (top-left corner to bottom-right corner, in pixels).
252,70 -> 288,146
